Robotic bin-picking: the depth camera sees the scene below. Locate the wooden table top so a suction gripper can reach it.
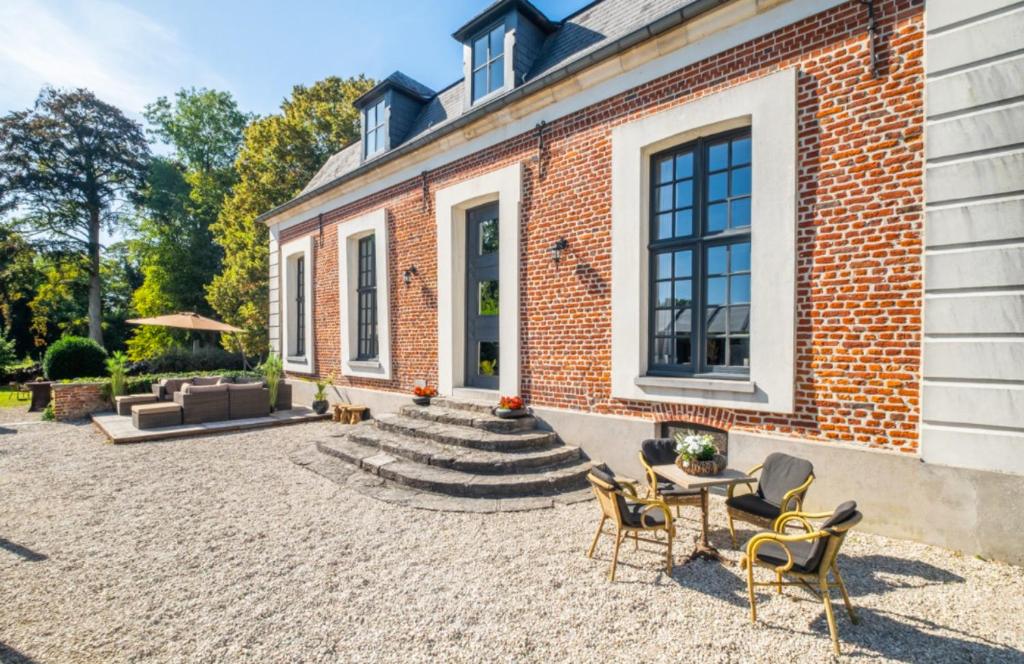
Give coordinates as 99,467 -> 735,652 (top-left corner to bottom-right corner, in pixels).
651,464 -> 754,490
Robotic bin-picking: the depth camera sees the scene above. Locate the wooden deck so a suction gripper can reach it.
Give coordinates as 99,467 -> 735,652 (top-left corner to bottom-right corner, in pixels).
91,408 -> 330,444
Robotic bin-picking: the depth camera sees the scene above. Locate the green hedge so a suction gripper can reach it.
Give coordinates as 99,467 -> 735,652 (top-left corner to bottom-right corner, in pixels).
60,370 -> 262,400
43,336 -> 108,380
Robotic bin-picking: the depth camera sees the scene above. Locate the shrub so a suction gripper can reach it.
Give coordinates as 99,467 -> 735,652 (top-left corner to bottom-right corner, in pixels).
260,353 -> 284,410
131,346 -> 246,375
0,333 -> 17,376
43,336 -> 108,380
41,401 -> 54,421
106,351 -> 128,397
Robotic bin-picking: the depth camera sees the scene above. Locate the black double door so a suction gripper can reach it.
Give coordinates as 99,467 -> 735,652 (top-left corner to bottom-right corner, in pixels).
465,203 -> 499,389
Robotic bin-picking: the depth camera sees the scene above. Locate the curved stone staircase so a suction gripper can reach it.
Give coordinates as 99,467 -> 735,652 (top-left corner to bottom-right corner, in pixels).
314,397 -> 592,500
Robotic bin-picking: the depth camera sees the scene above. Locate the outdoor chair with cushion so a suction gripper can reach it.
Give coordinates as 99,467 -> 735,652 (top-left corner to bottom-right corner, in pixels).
173,383 -> 229,423
638,438 -> 702,516
227,383 -> 270,419
726,452 -> 815,548
152,378 -> 192,401
740,501 -> 862,655
586,463 -> 675,581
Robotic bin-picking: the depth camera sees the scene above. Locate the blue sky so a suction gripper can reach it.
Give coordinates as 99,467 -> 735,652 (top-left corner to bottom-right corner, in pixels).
1,0 -> 586,119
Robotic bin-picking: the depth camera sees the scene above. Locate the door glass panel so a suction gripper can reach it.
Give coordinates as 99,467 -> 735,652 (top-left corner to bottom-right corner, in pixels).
479,219 -> 498,254
479,342 -> 499,377
479,280 -> 499,315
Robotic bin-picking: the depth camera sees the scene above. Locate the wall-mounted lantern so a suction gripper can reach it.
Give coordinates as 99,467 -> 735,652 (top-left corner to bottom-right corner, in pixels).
403,265 -> 418,286
550,237 -> 569,264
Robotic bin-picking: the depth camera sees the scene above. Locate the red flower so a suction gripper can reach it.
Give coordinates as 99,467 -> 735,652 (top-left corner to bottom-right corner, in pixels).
499,395 -> 524,410
413,386 -> 437,397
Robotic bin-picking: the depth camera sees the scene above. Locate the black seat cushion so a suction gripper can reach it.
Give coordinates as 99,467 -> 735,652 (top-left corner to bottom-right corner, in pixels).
658,481 -> 701,498
641,439 -> 678,466
755,540 -> 818,574
726,493 -> 781,520
622,503 -> 668,528
757,453 -> 814,508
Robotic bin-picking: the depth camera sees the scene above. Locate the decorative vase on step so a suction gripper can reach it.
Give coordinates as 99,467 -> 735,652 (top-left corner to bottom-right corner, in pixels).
494,407 -> 528,419
312,399 -> 329,415
412,396 -> 431,406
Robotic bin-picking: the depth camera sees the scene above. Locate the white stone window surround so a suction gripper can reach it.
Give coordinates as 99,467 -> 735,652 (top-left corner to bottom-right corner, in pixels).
338,208 -> 392,380
436,162 -> 522,396
610,68 -> 798,413
280,235 -> 315,375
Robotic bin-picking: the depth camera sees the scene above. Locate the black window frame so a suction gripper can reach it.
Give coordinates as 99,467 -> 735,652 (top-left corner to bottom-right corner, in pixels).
356,234 -> 378,361
470,21 -> 506,103
647,127 -> 752,379
294,255 -> 306,358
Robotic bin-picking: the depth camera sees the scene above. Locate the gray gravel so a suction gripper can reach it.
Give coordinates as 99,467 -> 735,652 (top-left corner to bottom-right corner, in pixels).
1,420 -> 1022,663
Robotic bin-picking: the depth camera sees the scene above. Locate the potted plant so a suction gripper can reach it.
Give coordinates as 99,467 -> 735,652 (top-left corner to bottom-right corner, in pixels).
674,432 -> 726,476
311,376 -> 330,415
412,385 -> 437,406
494,395 -> 527,419
260,353 -> 284,412
105,351 -> 128,399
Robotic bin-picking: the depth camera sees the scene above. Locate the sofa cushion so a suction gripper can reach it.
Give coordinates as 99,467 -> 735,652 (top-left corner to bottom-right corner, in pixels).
192,376 -> 225,386
228,382 -> 264,391
181,383 -> 229,395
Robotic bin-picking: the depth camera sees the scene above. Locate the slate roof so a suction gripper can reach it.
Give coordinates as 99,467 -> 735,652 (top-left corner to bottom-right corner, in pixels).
353,71 -> 436,109
288,0 -> 708,211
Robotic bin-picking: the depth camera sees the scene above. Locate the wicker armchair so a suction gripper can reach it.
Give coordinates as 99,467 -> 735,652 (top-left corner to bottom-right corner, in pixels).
173,384 -> 229,423
227,383 -> 270,419
586,463 -> 675,581
638,439 -> 702,516
740,501 -> 862,655
726,452 -> 814,548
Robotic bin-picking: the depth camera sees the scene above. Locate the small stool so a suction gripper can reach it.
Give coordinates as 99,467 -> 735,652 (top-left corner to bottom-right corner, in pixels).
332,403 -> 346,422
132,402 -> 183,429
344,405 -> 367,424
115,394 -> 159,416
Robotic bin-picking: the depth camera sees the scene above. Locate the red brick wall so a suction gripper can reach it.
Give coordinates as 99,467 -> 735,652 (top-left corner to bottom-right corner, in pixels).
282,0 -> 924,451
52,382 -> 108,421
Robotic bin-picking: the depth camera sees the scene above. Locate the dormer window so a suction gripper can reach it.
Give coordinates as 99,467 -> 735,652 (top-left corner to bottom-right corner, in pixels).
471,24 -> 505,103
364,97 -> 386,158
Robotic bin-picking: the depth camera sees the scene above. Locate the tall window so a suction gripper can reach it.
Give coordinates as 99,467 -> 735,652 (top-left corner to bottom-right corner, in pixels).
649,129 -> 752,376
364,98 -> 386,157
471,24 -> 505,103
356,235 -> 378,360
294,256 -> 306,357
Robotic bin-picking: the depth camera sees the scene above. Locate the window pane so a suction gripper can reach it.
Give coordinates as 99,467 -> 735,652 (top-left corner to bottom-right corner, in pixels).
731,198 -> 751,229
479,280 -> 499,315
707,246 -> 727,275
674,180 -> 692,209
729,337 -> 750,367
729,305 -> 750,333
375,128 -> 385,152
674,209 -> 692,236
674,280 -> 691,306
732,137 -> 751,166
472,68 -> 487,101
674,305 -> 693,333
657,281 -> 672,307
731,166 -> 752,196
675,152 -> 693,179
479,342 -> 499,376
479,219 -> 498,254
706,336 -> 726,366
707,202 -> 727,232
707,276 -> 727,305
489,58 -> 504,91
489,25 -> 504,56
708,142 -> 729,171
652,337 -> 672,365
731,275 -> 751,303
657,184 -> 673,212
706,306 -> 727,334
656,252 -> 672,280
473,35 -> 488,67
656,213 -> 672,239
655,309 -> 672,335
732,242 -> 751,272
708,172 -> 728,201
366,105 -> 376,126
674,250 -> 692,278
675,335 -> 692,365
656,157 -> 673,184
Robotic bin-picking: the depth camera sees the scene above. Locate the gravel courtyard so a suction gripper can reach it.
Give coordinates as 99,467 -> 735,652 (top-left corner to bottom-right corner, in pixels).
1,419 -> 1022,663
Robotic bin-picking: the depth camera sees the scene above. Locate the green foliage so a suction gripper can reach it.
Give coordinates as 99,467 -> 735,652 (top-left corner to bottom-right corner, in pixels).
41,401 -> 55,421
0,87 -> 151,346
43,336 -> 109,380
208,76 -> 374,355
313,376 -> 330,401
88,369 -> 261,400
260,353 -> 284,410
0,332 -> 17,374
137,346 -> 246,374
0,227 -> 42,357
106,351 -> 128,397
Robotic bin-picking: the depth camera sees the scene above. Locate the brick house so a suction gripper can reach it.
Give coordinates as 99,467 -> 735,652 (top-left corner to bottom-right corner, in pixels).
260,0 -> 1024,561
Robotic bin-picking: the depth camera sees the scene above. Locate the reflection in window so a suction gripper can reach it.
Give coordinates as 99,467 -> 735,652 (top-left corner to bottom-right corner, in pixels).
471,24 -> 505,102
479,341 -> 499,376
479,218 -> 498,254
479,280 -> 499,316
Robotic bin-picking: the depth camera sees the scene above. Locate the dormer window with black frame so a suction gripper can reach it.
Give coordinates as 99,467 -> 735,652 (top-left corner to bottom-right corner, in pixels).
364,97 -> 386,158
471,23 -> 505,103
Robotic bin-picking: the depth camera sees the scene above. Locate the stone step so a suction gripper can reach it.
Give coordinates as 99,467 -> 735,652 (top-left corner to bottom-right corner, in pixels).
317,437 -> 591,498
344,422 -> 580,474
374,413 -> 557,451
398,404 -> 537,433
431,396 -> 496,415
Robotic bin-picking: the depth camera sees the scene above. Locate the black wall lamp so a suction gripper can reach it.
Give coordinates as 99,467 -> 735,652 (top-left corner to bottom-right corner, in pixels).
550,237 -> 569,264
403,265 -> 418,286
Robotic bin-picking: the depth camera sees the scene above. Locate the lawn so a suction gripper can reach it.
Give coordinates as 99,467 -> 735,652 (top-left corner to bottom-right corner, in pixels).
0,385 -> 30,408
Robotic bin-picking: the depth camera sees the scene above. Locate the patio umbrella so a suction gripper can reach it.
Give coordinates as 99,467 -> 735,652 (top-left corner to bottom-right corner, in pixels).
126,312 -> 249,368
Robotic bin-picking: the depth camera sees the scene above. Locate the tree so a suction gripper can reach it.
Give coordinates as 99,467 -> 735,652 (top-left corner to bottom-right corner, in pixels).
0,87 -> 150,347
208,75 -> 374,355
126,89 -> 250,359
0,226 -> 43,357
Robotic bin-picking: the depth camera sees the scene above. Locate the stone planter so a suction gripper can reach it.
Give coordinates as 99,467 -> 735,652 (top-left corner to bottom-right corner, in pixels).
312,399 -> 329,415
494,407 -> 528,419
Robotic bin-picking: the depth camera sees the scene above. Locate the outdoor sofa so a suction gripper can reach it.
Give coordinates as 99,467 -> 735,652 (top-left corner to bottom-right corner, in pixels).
128,376 -> 294,427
